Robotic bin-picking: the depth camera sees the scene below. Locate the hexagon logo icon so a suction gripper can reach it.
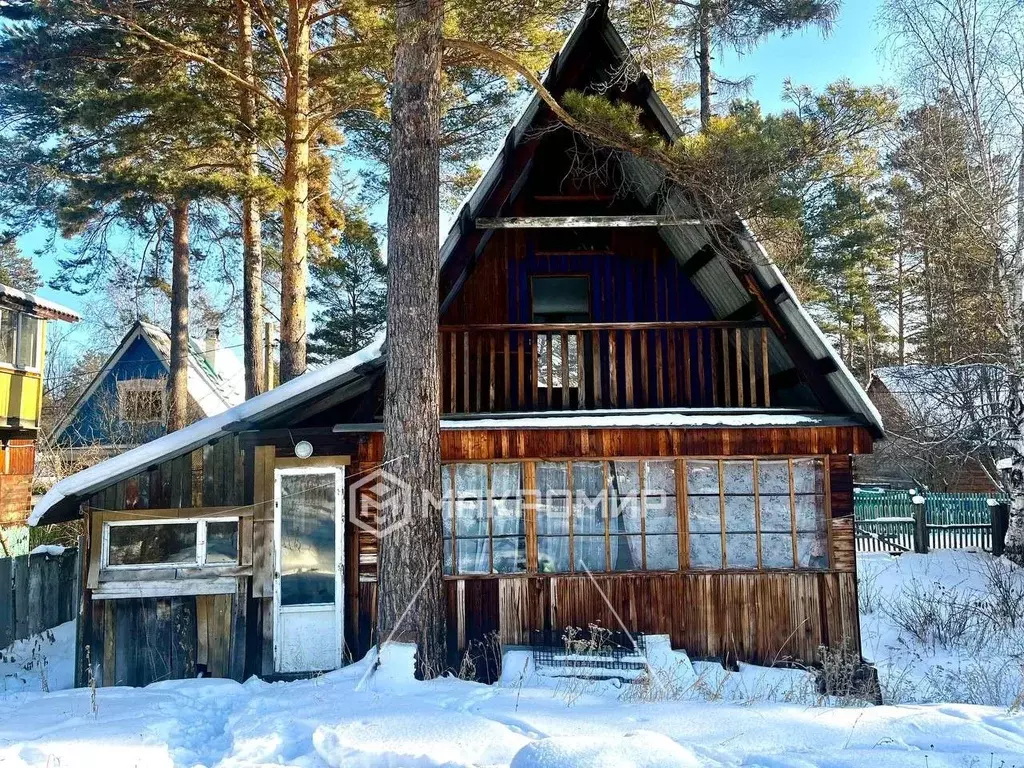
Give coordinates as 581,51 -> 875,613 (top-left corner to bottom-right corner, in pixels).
349,468 -> 414,539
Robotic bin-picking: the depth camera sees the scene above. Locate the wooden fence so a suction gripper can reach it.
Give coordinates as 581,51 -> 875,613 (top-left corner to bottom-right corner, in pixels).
0,547 -> 81,648
854,491 -> 1007,553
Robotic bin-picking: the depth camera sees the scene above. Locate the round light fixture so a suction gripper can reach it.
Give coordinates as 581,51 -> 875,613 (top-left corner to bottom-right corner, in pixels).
294,440 -> 314,459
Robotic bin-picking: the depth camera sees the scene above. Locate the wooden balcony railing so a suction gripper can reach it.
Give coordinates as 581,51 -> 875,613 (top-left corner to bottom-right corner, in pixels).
439,321 -> 775,414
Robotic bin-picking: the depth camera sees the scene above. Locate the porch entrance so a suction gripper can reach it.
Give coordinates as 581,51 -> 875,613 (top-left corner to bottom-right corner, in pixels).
273,466 -> 345,673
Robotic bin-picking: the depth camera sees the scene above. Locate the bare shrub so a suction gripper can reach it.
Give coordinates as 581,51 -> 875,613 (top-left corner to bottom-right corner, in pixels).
924,660 -> 1024,708
978,557 -> 1024,630
858,565 -> 884,615
884,581 -> 986,650
817,641 -> 880,705
457,631 -> 502,682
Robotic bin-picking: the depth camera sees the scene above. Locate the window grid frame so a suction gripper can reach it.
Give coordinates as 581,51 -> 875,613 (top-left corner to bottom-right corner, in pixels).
441,455 -> 832,578
101,516 -> 239,571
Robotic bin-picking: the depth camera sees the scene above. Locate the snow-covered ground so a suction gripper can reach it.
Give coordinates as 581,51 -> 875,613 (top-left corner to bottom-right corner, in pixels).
0,552 -> 1021,767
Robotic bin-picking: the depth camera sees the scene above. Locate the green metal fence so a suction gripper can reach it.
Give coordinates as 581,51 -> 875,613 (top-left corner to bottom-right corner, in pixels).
853,490 -> 1007,553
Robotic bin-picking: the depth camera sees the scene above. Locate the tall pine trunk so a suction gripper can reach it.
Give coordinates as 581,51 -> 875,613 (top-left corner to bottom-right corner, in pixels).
377,0 -> 446,674
237,0 -> 265,400
280,0 -> 311,382
167,199 -> 191,433
697,0 -> 712,130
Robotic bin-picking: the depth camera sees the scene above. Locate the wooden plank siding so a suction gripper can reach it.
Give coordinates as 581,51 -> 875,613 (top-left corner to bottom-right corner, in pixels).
345,427 -> 869,666
443,571 -> 858,667
78,436 -> 250,687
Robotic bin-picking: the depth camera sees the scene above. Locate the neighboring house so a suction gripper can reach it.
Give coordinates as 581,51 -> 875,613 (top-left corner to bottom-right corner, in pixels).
861,365 -> 1008,493
32,5 -> 883,688
0,284 -> 80,552
50,320 -> 244,465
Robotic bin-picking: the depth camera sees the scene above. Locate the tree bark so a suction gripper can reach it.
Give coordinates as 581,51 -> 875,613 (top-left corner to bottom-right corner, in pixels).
377,0 -> 446,675
167,199 -> 191,433
237,0 -> 265,400
279,0 -> 311,382
697,0 -> 712,130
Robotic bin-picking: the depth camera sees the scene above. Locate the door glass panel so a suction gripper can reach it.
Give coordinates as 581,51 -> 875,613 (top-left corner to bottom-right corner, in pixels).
280,472 -> 336,606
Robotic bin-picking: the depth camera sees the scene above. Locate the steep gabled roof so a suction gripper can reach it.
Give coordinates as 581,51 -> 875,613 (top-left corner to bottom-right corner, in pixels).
51,320 -> 247,444
437,2 -> 883,437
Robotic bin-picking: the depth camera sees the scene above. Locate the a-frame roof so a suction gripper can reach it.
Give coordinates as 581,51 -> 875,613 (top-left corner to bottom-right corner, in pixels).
437,2 -> 882,437
32,5 -> 881,526
50,320 -> 246,444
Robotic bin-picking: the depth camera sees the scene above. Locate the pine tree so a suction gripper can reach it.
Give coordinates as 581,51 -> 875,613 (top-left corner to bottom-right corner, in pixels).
0,241 -> 40,292
308,217 -> 386,364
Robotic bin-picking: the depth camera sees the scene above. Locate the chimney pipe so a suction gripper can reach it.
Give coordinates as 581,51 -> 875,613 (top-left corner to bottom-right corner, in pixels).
205,328 -> 219,375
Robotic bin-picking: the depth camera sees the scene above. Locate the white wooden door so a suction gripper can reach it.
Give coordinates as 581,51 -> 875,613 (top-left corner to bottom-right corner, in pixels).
273,466 -> 344,673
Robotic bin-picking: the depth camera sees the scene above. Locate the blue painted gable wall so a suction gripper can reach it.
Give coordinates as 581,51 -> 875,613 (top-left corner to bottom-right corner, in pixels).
60,335 -> 168,447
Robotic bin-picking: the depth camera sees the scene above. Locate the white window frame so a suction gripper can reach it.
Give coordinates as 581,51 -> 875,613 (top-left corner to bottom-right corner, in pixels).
116,378 -> 167,423
0,308 -> 42,372
100,516 -> 239,571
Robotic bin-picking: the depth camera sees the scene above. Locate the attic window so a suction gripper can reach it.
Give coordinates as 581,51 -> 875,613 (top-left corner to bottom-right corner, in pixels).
531,276 -> 590,323
117,379 -> 165,423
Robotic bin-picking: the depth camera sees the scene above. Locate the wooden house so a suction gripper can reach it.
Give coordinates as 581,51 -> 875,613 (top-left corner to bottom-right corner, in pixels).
0,284 -> 79,550
31,5 -> 883,687
49,320 -> 244,469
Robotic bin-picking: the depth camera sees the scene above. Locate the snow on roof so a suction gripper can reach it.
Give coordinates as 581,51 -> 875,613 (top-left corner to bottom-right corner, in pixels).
139,322 -> 245,415
333,411 -> 845,432
0,284 -> 81,322
31,333 -> 386,526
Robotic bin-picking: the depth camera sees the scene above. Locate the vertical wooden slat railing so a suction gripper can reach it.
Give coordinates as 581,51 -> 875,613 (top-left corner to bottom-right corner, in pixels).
439,321 -> 775,414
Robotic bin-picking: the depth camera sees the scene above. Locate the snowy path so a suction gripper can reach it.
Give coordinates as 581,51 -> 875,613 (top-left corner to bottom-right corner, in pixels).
1,652 -> 1023,767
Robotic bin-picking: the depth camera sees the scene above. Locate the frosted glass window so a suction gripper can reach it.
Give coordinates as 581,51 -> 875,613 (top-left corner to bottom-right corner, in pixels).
443,463 -> 526,575
16,314 -> 38,368
0,310 -> 15,365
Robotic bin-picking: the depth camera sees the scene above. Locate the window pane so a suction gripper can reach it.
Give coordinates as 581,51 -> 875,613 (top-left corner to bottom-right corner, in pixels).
444,539 -> 453,574
686,460 -> 719,495
494,536 -> 526,573
16,315 -> 38,368
537,497 -> 569,535
531,276 -> 590,322
0,310 -> 13,364
792,458 -> 824,494
205,521 -> 238,564
724,495 -> 756,533
761,533 -> 794,568
644,461 -> 675,495
611,496 -> 641,535
456,499 -> 488,537
537,536 -> 569,573
280,473 -> 336,605
108,523 -> 197,566
794,495 -> 827,532
573,495 -> 606,535
723,460 -> 754,494
573,461 -> 604,496
797,531 -> 829,569
492,498 -> 523,536
442,498 -> 453,538
689,533 -> 722,569
759,495 -> 793,533
610,535 -> 642,571
441,467 -> 452,498
687,495 -> 721,533
645,534 -> 678,570
492,463 -> 522,498
536,462 -> 568,498
757,460 -> 790,495
573,535 -> 606,572
608,460 -> 640,495
457,538 -> 490,574
645,496 -> 677,535
455,464 -> 487,497
726,533 -> 758,568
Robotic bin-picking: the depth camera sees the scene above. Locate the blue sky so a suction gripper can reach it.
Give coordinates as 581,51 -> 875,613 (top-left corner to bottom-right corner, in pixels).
22,0 -> 890,353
